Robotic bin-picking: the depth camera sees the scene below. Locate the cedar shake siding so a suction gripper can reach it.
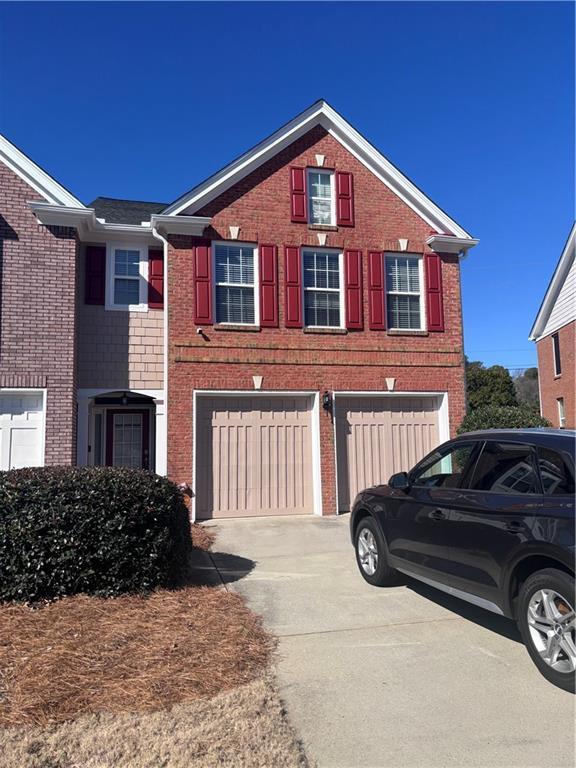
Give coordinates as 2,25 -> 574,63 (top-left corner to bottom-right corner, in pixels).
0,161 -> 78,465
167,126 -> 468,516
77,246 -> 164,391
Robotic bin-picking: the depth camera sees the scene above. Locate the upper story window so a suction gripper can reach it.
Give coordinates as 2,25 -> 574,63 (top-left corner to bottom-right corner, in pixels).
385,253 -> 424,330
303,249 -> 343,328
106,245 -> 148,311
307,170 -> 334,226
214,243 -> 257,325
552,332 -> 561,375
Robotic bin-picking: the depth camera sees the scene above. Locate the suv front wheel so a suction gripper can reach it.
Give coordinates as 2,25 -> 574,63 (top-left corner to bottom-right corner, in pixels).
354,517 -> 399,587
517,568 -> 575,693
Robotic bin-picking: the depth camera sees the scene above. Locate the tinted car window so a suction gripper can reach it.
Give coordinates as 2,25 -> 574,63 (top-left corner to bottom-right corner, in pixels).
468,441 -> 538,494
537,447 -> 575,495
411,442 -> 476,488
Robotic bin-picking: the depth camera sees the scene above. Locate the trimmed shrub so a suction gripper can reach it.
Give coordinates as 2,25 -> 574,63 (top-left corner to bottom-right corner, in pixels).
458,405 -> 551,435
0,467 -> 192,602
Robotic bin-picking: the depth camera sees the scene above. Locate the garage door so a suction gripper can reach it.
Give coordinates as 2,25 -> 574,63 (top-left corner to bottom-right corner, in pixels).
336,395 -> 440,512
196,395 -> 314,518
0,392 -> 44,470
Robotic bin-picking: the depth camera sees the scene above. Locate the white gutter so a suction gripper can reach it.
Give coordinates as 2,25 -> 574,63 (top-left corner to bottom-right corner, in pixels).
426,234 -> 479,257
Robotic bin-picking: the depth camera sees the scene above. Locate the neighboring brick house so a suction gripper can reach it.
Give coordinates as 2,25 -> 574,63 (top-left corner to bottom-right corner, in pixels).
0,100 -> 479,517
530,223 -> 575,429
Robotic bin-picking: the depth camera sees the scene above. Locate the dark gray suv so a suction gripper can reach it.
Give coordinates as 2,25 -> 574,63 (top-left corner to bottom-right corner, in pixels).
350,429 -> 575,692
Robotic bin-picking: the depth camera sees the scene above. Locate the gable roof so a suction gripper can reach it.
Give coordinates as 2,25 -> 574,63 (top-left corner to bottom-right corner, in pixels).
88,197 -> 168,225
0,134 -> 84,208
530,222 -> 576,341
162,99 -> 474,240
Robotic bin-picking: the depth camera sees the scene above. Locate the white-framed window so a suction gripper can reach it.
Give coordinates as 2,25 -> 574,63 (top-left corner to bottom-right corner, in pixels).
552,332 -> 562,376
106,244 -> 148,311
385,253 -> 425,330
302,248 -> 344,328
557,397 -> 566,428
214,242 -> 258,325
307,169 -> 335,226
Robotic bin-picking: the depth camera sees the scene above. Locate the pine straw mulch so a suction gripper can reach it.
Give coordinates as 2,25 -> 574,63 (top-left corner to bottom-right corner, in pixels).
190,522 -> 216,552
0,585 -> 275,728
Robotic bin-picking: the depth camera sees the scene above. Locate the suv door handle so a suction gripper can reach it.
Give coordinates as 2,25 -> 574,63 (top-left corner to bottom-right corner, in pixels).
430,509 -> 446,521
506,521 -> 523,533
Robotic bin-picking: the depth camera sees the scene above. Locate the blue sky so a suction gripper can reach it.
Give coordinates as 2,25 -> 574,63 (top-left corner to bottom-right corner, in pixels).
0,2 -> 573,371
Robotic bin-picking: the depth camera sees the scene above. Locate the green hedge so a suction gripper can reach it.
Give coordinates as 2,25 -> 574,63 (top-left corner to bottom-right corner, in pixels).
0,467 -> 192,602
458,405 -> 551,434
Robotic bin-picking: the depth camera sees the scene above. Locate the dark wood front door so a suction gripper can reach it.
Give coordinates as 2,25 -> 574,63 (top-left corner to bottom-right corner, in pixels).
105,409 -> 150,469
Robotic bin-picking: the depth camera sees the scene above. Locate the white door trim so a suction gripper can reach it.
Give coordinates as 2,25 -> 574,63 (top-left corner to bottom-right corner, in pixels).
192,390 -> 322,521
0,388 -> 47,469
332,390 -> 450,515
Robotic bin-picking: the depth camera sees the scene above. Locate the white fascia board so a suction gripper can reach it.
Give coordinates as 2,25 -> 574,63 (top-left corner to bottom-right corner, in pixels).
529,223 -> 576,341
163,100 -> 473,240
150,213 -> 212,237
30,201 -> 158,243
0,135 -> 84,208
426,234 -> 480,255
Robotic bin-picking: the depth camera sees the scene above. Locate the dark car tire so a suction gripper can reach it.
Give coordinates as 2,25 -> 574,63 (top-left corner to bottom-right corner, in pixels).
354,516 -> 399,587
517,568 -> 575,693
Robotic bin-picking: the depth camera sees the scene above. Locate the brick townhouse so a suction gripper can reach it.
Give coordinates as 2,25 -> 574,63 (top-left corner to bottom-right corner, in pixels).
0,101 -> 479,517
530,223 -> 575,429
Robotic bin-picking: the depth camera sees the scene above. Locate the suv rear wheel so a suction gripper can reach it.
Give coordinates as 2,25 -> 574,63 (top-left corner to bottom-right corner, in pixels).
354,517 -> 399,587
517,568 -> 575,693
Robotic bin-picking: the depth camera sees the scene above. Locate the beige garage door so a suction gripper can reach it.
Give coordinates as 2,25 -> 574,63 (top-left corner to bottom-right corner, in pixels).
196,395 -> 314,519
336,396 -> 440,512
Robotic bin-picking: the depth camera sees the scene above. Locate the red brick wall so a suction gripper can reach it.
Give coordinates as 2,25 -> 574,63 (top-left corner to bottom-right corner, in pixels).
167,127 -> 467,514
536,321 -> 575,428
0,162 -> 78,464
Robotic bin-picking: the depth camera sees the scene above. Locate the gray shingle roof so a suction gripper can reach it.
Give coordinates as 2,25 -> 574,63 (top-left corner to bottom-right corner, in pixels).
87,197 -> 167,225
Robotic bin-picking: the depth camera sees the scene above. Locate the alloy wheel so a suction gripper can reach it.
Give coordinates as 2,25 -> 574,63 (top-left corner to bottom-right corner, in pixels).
357,528 -> 379,576
527,589 -> 576,674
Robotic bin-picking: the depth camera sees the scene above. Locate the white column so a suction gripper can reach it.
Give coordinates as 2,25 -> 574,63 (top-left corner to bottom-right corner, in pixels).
154,398 -> 167,475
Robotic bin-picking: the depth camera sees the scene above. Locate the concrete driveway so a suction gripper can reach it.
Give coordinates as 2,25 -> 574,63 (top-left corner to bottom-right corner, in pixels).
210,516 -> 575,768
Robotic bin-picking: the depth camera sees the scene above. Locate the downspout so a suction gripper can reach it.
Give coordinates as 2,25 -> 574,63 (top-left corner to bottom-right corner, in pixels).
152,225 -> 169,477
458,249 -> 469,427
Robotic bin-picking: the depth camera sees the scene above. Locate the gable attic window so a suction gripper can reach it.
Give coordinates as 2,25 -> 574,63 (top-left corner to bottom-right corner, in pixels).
107,245 -> 148,311
385,253 -> 424,330
214,242 -> 258,325
307,169 -> 335,226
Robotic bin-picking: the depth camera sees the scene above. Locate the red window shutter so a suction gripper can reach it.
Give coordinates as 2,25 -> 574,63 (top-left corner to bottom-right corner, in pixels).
147,249 -> 164,309
259,244 -> 278,327
194,242 -> 213,324
284,246 -> 302,327
368,251 -> 386,330
85,245 -> 106,305
336,172 -> 355,227
344,249 -> 363,330
425,253 -> 444,332
290,167 -> 307,223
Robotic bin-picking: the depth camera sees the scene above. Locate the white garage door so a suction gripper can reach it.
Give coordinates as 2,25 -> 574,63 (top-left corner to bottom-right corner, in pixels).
196,395 -> 314,519
0,392 -> 44,470
336,395 -> 440,512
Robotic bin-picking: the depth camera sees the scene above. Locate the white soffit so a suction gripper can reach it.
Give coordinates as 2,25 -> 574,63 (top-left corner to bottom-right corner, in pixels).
163,100 -> 475,241
0,134 -> 84,208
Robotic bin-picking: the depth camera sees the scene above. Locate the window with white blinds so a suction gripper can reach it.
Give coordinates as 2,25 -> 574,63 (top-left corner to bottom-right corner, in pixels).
303,249 -> 343,327
385,254 -> 424,330
307,170 -> 335,226
214,243 -> 256,324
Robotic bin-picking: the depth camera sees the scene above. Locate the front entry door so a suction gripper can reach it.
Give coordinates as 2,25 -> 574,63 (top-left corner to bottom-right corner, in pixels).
105,409 -> 150,469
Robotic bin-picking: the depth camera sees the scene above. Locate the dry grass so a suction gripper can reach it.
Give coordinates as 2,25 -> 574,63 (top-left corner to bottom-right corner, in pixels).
0,674 -> 311,768
190,522 -> 216,551
0,586 -> 274,727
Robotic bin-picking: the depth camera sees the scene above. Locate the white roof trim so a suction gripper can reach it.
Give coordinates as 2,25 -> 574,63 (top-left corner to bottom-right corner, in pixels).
427,234 -> 480,256
150,214 -> 211,237
163,100 -> 474,241
30,201 -> 157,243
0,134 -> 84,208
529,222 -> 576,341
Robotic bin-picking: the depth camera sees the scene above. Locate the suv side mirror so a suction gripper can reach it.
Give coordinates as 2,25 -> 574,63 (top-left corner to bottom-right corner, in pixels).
389,471 -> 410,491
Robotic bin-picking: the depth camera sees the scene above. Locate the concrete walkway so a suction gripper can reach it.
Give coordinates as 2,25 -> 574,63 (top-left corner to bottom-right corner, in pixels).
209,516 -> 575,768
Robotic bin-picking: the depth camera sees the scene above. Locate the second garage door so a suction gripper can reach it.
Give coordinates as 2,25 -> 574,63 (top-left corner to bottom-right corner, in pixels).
195,395 -> 314,519
0,392 -> 44,470
336,395 -> 440,512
